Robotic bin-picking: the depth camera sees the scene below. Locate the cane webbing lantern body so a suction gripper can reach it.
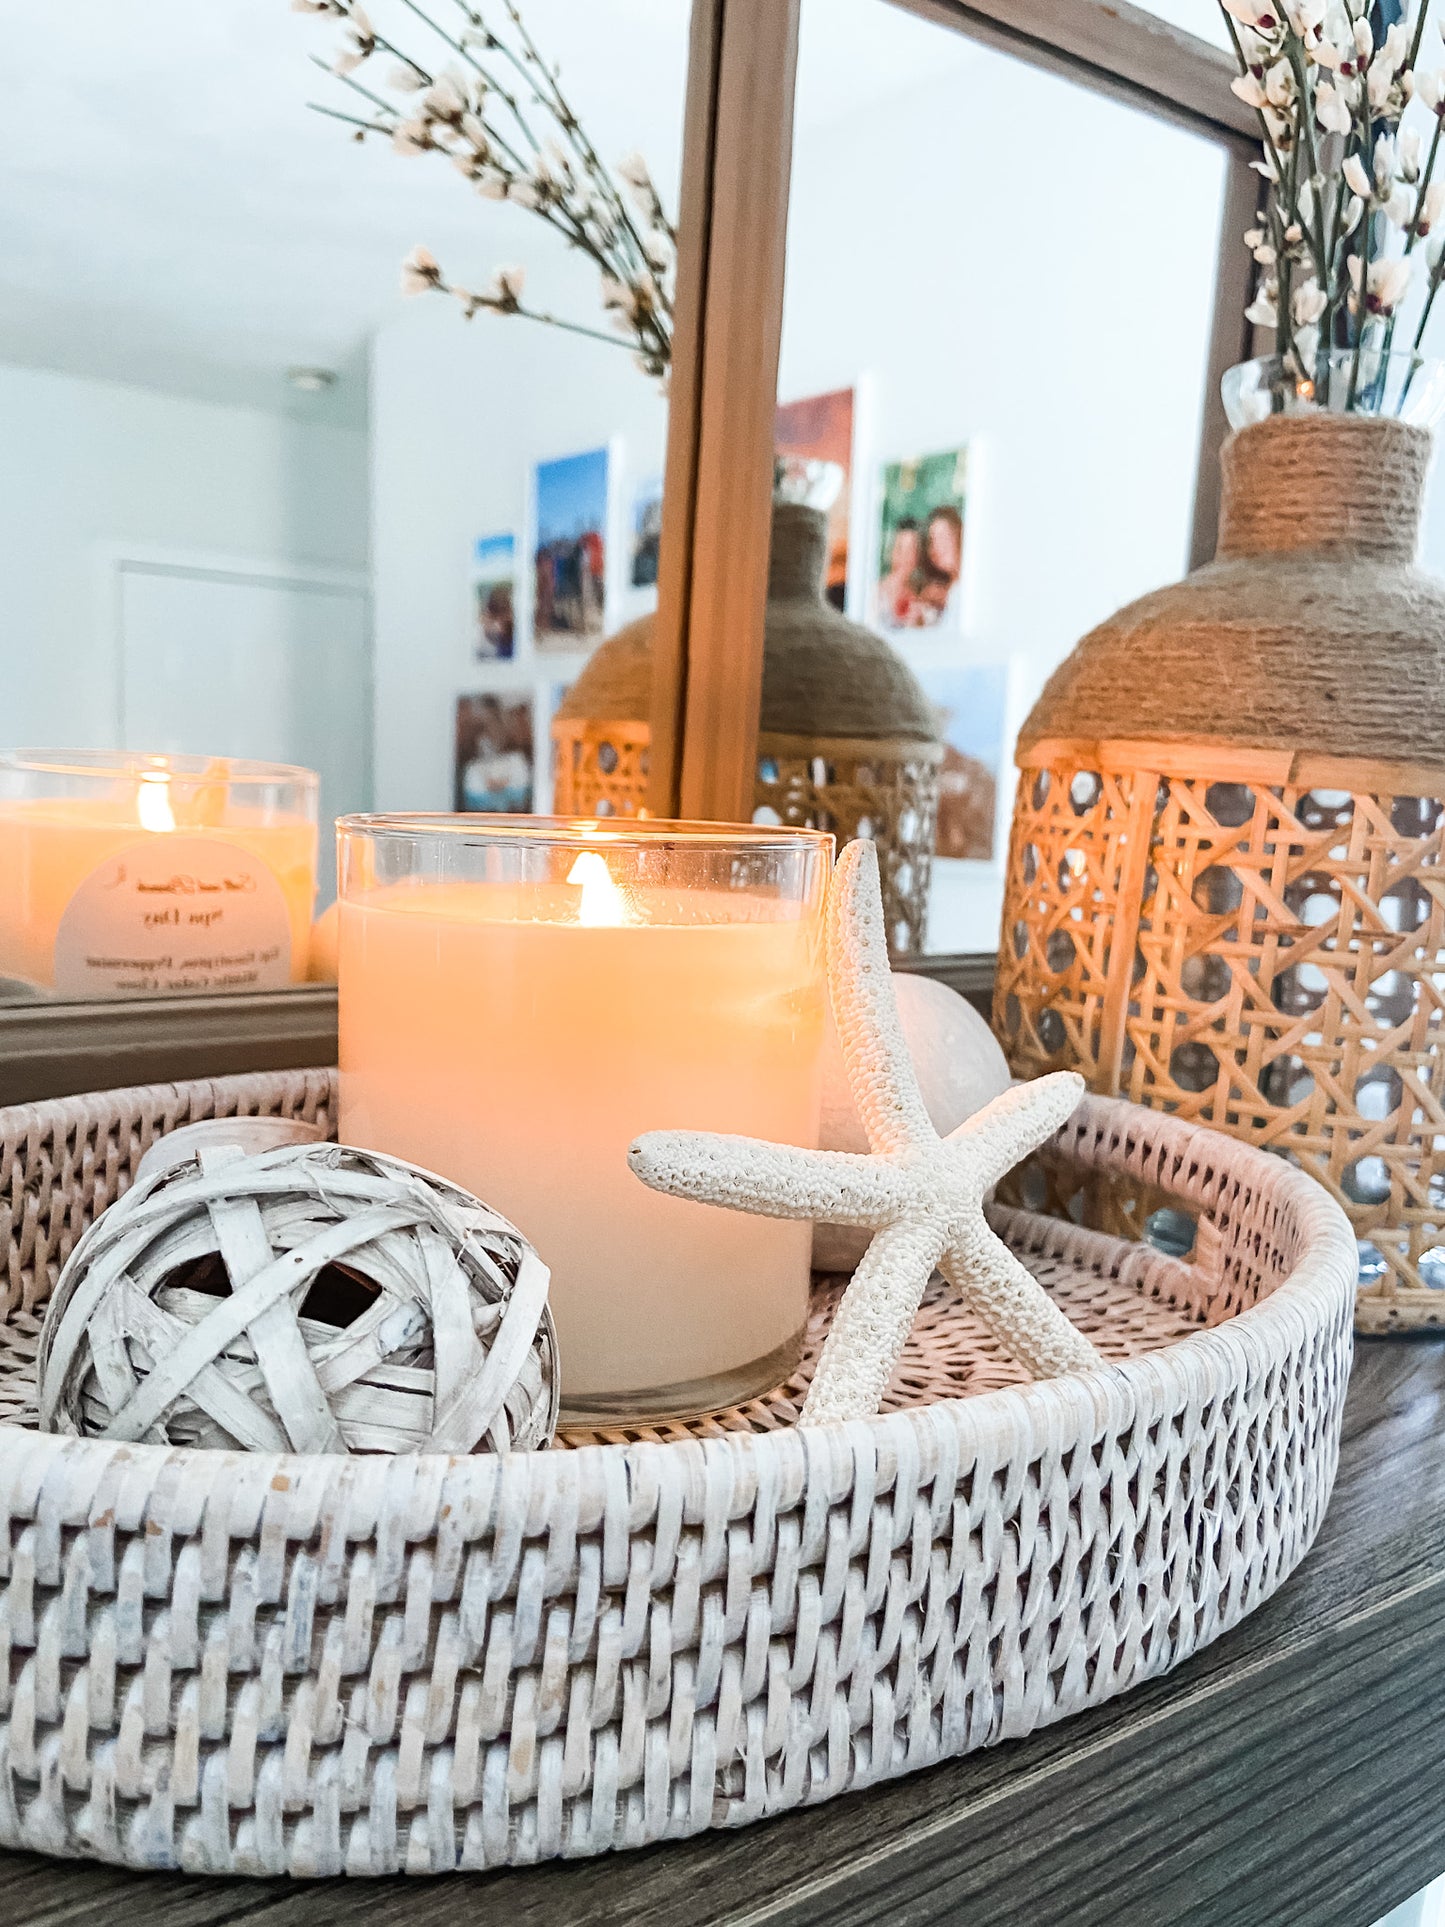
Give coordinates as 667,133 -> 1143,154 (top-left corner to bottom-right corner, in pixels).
552,716 -> 651,820
995,412 -> 1445,1329
552,502 -> 943,956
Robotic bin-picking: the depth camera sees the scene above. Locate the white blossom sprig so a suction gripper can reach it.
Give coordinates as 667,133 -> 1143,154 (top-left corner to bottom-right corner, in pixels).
294,0 -> 675,378
1220,0 -> 1445,406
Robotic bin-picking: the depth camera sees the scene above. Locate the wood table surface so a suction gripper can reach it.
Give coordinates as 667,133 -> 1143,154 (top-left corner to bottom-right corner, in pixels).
5,1337 -> 1443,1927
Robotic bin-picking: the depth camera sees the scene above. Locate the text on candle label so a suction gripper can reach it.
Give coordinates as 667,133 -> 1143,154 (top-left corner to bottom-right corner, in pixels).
54,836 -> 294,997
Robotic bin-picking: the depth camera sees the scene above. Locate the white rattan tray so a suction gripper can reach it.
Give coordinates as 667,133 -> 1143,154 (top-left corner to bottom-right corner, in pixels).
0,1069 -> 1356,1877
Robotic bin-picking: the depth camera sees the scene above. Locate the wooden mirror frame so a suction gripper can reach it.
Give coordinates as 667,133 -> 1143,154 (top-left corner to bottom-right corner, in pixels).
4,0 -> 1259,1103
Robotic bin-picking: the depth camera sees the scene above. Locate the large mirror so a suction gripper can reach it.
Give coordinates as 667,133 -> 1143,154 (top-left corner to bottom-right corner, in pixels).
0,0 -> 688,1006
29,0 -> 1445,1034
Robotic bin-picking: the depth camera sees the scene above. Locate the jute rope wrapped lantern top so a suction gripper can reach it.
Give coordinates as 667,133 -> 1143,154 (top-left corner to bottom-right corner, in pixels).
553,502 -> 945,956
1023,416 -> 1443,755
995,411 -> 1445,1329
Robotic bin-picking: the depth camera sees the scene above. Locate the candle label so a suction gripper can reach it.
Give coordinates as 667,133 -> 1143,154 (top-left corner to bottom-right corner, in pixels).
54,837 -> 293,996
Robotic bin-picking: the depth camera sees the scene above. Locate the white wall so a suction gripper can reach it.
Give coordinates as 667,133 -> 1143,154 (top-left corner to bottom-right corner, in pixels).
1374,1877 -> 1445,1927
778,45 -> 1226,951
368,27 -> 1226,950
370,288 -> 669,813
0,361 -> 368,744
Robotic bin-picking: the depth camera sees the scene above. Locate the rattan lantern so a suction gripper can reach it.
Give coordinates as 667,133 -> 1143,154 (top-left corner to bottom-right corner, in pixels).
994,401 -> 1445,1330
553,501 -> 943,956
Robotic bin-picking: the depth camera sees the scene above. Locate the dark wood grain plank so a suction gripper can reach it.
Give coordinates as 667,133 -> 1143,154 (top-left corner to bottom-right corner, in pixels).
0,988 -> 338,1105
4,1341 -> 1443,1925
1190,150 -> 1260,572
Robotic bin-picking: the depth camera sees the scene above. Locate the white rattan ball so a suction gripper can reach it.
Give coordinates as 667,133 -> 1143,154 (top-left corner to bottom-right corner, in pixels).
37,1141 -> 559,1454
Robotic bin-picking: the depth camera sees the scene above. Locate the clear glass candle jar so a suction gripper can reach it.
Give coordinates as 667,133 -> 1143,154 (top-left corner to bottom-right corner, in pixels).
337,816 -> 833,1424
0,750 -> 318,998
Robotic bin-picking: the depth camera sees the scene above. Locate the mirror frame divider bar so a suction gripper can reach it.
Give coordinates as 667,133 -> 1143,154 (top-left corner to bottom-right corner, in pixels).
648,0 -> 803,821
647,0 -> 722,818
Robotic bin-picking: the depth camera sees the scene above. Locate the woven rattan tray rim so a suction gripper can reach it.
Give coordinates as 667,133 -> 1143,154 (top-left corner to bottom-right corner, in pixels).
0,1069 -> 1358,1877
0,1078 -> 1357,1488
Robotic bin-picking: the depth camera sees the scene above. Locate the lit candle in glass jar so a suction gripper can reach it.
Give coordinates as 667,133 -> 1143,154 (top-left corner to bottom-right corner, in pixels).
337,816 -> 831,1424
0,751 -> 318,997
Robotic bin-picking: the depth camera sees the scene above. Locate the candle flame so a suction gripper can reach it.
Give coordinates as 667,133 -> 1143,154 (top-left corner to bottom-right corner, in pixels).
137,773 -> 176,834
568,851 -> 628,927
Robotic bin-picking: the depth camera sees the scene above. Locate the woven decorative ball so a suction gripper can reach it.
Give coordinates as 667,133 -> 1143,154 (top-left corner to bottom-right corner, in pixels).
36,1140 -> 559,1454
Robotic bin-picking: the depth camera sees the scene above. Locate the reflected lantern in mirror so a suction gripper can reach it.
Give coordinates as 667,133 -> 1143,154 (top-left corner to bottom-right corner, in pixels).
0,751 -> 318,999
552,502 -> 943,957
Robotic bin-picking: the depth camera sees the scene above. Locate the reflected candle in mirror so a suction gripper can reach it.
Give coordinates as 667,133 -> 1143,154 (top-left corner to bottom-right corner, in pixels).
0,751 -> 318,998
337,816 -> 832,1424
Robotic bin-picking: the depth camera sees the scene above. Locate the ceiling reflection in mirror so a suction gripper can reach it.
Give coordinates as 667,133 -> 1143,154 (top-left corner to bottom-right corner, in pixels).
0,0 -> 688,1002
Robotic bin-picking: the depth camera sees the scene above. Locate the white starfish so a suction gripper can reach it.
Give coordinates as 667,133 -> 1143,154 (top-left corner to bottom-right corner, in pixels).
628,840 -> 1103,1424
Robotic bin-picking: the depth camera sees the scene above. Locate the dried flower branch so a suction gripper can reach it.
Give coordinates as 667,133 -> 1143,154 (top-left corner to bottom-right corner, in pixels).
293,0 -> 675,379
1221,0 -> 1445,405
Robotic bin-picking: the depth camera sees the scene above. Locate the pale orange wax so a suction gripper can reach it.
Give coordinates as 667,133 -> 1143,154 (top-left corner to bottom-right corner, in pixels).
338,878 -> 827,1411
0,796 -> 317,994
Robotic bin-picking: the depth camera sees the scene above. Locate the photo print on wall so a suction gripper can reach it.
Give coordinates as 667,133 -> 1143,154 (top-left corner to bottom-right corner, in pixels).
455,692 -> 534,813
775,386 -> 854,613
533,447 -> 609,650
873,447 -> 969,634
630,476 -> 663,590
917,662 -> 1008,863
472,533 -> 516,661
